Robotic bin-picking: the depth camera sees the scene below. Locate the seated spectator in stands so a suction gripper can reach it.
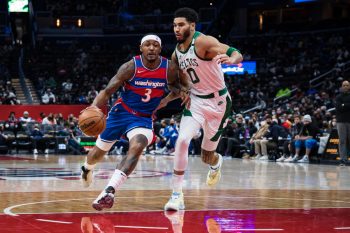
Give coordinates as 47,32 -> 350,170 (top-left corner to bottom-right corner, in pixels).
6,112 -> 21,132
0,125 -> 9,153
67,114 -> 76,125
42,113 -> 57,125
19,111 -> 33,123
249,115 -> 271,160
3,90 -> 20,105
225,120 -> 245,158
87,86 -> 98,103
278,115 -> 303,162
290,114 -> 319,163
62,78 -> 73,92
30,125 -> 48,154
42,88 -> 56,104
55,113 -> 65,126
37,112 -> 46,123
67,128 -> 87,155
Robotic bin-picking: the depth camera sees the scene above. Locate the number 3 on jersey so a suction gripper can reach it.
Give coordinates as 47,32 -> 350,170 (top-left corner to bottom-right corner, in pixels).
142,88 -> 152,102
186,68 -> 200,84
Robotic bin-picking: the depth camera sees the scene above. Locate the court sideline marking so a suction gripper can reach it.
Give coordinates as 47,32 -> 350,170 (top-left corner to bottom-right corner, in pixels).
4,195 -> 350,216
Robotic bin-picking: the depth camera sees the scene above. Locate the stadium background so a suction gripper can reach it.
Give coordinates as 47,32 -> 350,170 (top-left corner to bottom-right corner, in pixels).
0,0 -> 349,161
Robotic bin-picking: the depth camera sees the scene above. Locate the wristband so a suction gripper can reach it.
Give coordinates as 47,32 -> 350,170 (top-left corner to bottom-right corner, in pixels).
226,47 -> 240,57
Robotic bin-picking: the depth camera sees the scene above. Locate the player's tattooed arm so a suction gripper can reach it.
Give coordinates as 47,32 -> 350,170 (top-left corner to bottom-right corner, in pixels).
155,54 -> 190,111
92,60 -> 135,108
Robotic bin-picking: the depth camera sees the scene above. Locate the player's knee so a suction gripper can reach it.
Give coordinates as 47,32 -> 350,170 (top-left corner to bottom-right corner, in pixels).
129,134 -> 148,150
176,135 -> 191,148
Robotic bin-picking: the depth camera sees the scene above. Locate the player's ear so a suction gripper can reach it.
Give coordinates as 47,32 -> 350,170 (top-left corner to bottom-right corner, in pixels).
139,45 -> 142,53
190,22 -> 195,31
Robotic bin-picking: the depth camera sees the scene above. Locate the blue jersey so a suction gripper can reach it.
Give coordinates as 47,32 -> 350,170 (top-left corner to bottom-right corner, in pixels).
99,56 -> 168,143
120,55 -> 168,115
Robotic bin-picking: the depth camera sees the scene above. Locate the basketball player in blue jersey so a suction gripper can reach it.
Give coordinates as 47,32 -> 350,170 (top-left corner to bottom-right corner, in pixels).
80,34 -> 185,211
157,8 -> 243,211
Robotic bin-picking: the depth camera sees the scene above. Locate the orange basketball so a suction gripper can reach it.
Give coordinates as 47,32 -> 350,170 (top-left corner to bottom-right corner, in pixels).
78,107 -> 106,137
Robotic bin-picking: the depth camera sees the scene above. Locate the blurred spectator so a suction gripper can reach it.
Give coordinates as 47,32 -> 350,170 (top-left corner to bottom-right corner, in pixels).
37,112 -> 46,123
19,111 -> 33,123
42,88 -> 56,104
30,125 -> 48,154
87,86 -> 98,103
42,113 -> 57,125
335,80 -> 350,166
62,78 -> 73,92
290,114 -> 319,163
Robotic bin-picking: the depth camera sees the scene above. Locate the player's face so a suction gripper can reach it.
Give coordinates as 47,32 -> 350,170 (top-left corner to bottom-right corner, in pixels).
173,17 -> 194,43
342,81 -> 350,92
140,40 -> 161,62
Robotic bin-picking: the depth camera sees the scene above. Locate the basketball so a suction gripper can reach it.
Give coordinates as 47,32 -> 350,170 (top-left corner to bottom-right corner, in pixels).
78,107 -> 106,137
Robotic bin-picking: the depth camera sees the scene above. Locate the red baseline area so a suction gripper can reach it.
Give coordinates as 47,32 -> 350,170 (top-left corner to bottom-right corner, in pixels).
1,208 -> 350,233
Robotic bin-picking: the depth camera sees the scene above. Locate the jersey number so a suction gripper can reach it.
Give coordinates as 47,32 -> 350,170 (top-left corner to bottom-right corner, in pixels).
142,88 -> 152,102
186,68 -> 200,84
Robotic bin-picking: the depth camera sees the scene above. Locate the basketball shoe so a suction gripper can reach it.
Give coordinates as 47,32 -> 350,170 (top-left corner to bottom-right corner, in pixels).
92,186 -> 115,211
81,166 -> 93,188
206,154 -> 223,186
164,192 -> 185,211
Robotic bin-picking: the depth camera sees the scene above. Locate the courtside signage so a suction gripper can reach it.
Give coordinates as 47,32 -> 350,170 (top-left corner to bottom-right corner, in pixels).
221,61 -> 256,75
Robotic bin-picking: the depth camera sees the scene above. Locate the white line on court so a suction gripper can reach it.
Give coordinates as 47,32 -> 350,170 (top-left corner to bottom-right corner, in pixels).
115,225 -> 168,230
4,195 -> 350,216
334,227 -> 350,230
36,219 -> 73,224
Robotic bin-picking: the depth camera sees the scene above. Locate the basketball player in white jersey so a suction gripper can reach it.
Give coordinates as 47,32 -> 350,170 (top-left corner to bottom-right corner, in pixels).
158,7 -> 243,211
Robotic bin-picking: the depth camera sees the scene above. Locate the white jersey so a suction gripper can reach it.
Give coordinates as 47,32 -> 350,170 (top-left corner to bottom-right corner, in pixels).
175,31 -> 226,96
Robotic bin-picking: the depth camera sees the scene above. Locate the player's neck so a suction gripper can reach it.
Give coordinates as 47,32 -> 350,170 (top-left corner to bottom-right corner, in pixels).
178,32 -> 195,51
141,55 -> 161,70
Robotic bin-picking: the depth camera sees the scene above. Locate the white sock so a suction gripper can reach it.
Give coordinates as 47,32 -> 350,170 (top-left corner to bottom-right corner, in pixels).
84,159 -> 96,170
172,174 -> 184,193
106,169 -> 127,190
210,154 -> 222,170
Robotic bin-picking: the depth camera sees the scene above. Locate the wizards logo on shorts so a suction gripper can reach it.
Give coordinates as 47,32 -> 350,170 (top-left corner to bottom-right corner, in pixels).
121,55 -> 168,115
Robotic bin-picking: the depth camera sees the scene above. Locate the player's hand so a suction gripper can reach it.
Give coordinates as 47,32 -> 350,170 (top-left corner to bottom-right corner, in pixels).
295,135 -> 300,140
80,105 -> 102,114
214,54 -> 240,65
180,91 -> 191,108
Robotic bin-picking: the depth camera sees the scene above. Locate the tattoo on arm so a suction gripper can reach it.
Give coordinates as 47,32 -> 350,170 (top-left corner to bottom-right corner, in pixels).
105,60 -> 135,96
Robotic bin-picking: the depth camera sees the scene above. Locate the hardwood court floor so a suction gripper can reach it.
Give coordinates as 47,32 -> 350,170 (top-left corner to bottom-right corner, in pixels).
1,154 -> 350,232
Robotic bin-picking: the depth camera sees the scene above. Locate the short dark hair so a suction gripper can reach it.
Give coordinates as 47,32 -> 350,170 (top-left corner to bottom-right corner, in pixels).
174,7 -> 199,23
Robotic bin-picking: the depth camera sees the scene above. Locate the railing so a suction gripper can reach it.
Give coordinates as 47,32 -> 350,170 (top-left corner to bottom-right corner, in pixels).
309,60 -> 350,89
241,104 -> 263,114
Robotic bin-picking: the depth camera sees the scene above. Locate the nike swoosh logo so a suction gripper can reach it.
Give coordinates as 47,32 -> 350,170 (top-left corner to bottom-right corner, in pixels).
137,70 -> 146,74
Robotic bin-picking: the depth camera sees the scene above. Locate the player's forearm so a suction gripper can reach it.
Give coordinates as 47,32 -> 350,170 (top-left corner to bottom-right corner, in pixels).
164,91 -> 181,102
92,90 -> 111,108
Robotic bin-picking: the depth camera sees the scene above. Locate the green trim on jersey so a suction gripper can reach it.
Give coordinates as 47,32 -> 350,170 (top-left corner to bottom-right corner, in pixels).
192,31 -> 212,61
183,108 -> 192,117
210,95 -> 232,142
195,87 -> 228,99
176,31 -> 201,55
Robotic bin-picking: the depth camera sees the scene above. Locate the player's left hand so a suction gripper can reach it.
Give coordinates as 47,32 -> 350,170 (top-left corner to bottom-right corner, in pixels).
180,91 -> 191,109
214,54 -> 239,65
